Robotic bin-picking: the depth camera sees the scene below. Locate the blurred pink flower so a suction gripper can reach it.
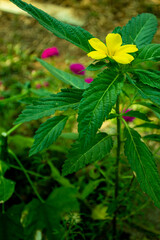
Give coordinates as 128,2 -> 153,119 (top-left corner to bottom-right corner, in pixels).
43,82 -> 49,87
0,81 -> 2,86
85,77 -> 93,83
41,47 -> 59,59
0,96 -> 4,100
70,63 -> 85,75
122,109 -> 135,122
36,83 -> 42,89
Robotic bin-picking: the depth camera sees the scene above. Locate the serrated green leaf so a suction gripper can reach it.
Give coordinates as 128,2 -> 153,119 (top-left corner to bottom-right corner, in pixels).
62,133 -> 113,176
124,127 -> 160,208
0,204 -> 24,240
133,69 -> 160,89
0,176 -> 15,203
122,13 -> 157,48
143,134 -> 160,142
135,123 -> 160,129
10,0 -> 94,52
30,116 -> 68,156
136,44 -> 160,62
38,58 -> 88,89
78,69 -> 124,148
127,75 -> 160,106
15,89 -> 83,124
123,110 -> 150,122
135,83 -> 160,106
136,102 -> 160,119
21,187 -> 79,240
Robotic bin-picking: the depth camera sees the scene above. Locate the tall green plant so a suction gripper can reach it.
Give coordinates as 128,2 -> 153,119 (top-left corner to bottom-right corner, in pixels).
4,0 -> 160,238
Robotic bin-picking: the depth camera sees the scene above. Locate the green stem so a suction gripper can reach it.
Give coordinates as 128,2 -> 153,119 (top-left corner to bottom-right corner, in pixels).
6,123 -> 22,136
113,96 -> 121,240
9,163 -> 50,179
9,149 -> 45,203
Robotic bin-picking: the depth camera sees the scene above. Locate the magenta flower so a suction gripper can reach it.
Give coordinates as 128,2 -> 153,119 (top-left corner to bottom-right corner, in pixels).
122,109 -> 135,122
36,83 -> 42,89
85,77 -> 93,83
41,47 -> 59,59
0,96 -> 4,100
70,63 -> 85,75
43,82 -> 49,87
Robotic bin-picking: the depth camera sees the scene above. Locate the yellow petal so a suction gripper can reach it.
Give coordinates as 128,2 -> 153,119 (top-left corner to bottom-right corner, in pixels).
87,50 -> 107,60
112,53 -> 134,64
116,44 -> 138,54
88,38 -> 108,52
106,33 -> 122,56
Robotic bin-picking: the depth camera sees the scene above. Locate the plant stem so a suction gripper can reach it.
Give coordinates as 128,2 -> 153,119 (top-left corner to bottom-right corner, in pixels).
6,123 -> 22,136
113,96 -> 121,240
9,149 -> 45,203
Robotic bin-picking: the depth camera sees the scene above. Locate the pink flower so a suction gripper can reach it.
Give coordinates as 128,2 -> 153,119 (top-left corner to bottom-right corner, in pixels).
85,77 -> 93,83
36,83 -> 42,89
122,109 -> 135,122
43,82 -> 49,87
70,63 -> 85,75
0,96 -> 4,100
41,47 -> 59,59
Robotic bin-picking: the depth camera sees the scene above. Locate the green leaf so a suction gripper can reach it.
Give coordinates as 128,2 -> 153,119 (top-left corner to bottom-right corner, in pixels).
10,0 -> 94,52
15,88 -> 83,124
0,204 -> 24,240
85,61 -> 107,71
123,110 -> 150,122
21,187 -> 79,240
0,176 -> 15,203
38,58 -> 88,89
29,116 -> 68,156
127,75 -> 160,106
136,102 -> 160,119
122,13 -> 157,48
81,179 -> 104,200
135,123 -> 160,129
136,44 -> 160,62
78,69 -> 124,148
124,127 -> 160,208
133,69 -> 160,89
0,161 -> 10,175
135,82 -> 160,106
62,133 -> 113,176
143,134 -> 160,142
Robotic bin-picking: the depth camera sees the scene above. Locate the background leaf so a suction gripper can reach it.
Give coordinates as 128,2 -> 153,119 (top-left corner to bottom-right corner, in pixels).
124,127 -> 160,208
127,75 -> 160,106
135,123 -> 160,129
15,89 -> 83,124
136,44 -> 160,62
143,134 -> 160,142
38,58 -> 88,89
21,187 -> 79,240
123,110 -> 150,122
0,204 -> 24,240
0,177 -> 15,203
29,116 -> 68,156
133,69 -> 160,89
122,13 -> 157,48
136,102 -> 160,119
62,133 -> 113,176
10,0 -> 94,52
78,69 -> 124,148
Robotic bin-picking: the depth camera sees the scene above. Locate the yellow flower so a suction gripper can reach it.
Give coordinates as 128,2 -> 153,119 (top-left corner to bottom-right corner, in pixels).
87,33 -> 138,64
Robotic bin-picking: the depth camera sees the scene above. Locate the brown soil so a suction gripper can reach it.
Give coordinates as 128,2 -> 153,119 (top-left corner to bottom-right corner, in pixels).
0,0 -> 160,64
